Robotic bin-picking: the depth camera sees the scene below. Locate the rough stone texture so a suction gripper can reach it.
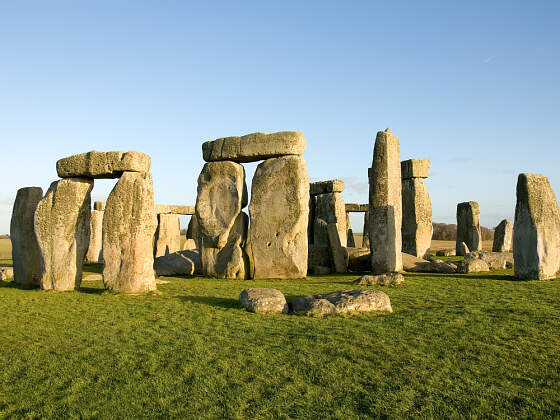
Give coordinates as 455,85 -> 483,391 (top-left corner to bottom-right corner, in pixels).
289,295 -> 337,316
353,273 -> 404,286
0,267 -> 14,281
362,211 -> 370,249
154,204 -> 195,215
154,250 -> 201,276
308,245 -> 332,271
459,258 -> 490,273
182,239 -> 197,250
10,187 -> 43,287
85,210 -> 104,264
493,219 -> 513,252
458,242 -> 470,256
315,192 -> 347,247
514,174 -> 560,280
369,129 -> 402,274
327,222 -> 348,273
464,250 -> 513,270
404,258 -> 457,274
238,288 -> 289,314
35,178 -> 93,291
345,203 -> 368,212
313,218 -> 329,247
57,151 -> 151,178
94,201 -> 106,211
309,179 -> 345,196
247,156 -> 309,279
401,159 -> 430,179
103,172 -> 157,294
456,201 -> 482,256
203,131 -> 306,163
308,196 -> 316,245
315,289 -> 393,313
402,177 -> 432,258
436,249 -> 456,257
186,215 -> 202,250
347,248 -> 371,272
154,214 -> 181,258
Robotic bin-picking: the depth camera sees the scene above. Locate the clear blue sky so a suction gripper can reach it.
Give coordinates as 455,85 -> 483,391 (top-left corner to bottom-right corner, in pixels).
1,1 -> 559,233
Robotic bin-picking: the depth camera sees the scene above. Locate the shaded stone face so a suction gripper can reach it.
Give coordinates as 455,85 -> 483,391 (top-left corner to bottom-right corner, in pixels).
514,173 -> 560,280
402,177 -> 433,258
493,219 -> 513,252
456,201 -> 482,256
247,155 -> 309,279
309,179 -> 345,196
369,129 -> 402,273
56,151 -> 151,179
35,178 -> 93,291
94,201 -> 106,211
401,159 -> 430,179
10,187 -> 43,287
154,214 -> 181,258
85,210 -> 104,264
326,222 -> 348,273
202,131 -> 306,163
345,203 -> 368,212
103,171 -> 157,294
314,192 -> 347,247
362,211 -> 370,249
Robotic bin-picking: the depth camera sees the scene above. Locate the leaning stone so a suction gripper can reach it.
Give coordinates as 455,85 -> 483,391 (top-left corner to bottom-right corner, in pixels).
85,210 -> 104,264
309,179 -> 345,195
154,214 -> 181,258
456,201 -> 482,256
493,219 -> 513,252
402,177 -> 432,258
93,201 -> 106,211
353,272 -> 404,286
203,131 -> 306,163
56,151 -> 151,178
238,288 -> 289,314
436,249 -> 456,257
154,250 -> 201,276
10,187 -> 43,287
103,172 -> 157,294
327,222 -> 348,273
35,178 -> 93,291
315,192 -> 347,246
315,289 -> 393,313
247,156 -> 309,279
154,204 -> 195,215
369,128 -> 402,274
401,159 -> 430,179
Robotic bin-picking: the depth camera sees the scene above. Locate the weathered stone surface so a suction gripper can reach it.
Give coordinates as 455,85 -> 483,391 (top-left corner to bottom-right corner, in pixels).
315,289 -> 393,313
347,247 -> 371,272
464,251 -> 513,270
401,159 -> 430,179
186,215 -> 202,250
436,249 -> 456,257
0,267 -> 14,281
514,174 -> 560,280
459,258 -> 490,273
402,178 -> 432,259
362,211 -> 370,249
94,201 -> 106,211
353,272 -> 404,286
289,295 -> 337,316
238,288 -> 289,313
456,201 -> 482,256
308,245 -> 332,271
56,151 -> 151,178
182,239 -> 197,250
327,222 -> 348,273
308,196 -> 316,245
154,250 -> 201,276
203,131 -> 306,163
369,129 -> 402,274
315,192 -> 347,246
154,214 -> 181,258
10,187 -> 43,287
309,179 -> 345,196
85,210 -> 104,264
313,218 -> 329,247
103,172 -> 157,294
345,203 -> 368,212
35,178 -> 93,291
493,219 -> 513,252
458,242 -> 470,256
247,156 -> 309,279
154,204 -> 195,215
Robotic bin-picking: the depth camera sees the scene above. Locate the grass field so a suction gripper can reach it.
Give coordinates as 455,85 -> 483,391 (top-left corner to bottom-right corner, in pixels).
1,256 -> 559,418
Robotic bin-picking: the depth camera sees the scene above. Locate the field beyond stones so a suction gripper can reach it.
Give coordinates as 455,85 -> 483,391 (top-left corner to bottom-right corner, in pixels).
1,253 -> 559,418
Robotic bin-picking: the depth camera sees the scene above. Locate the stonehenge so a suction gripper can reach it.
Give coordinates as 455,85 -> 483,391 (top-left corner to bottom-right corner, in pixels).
85,209 -> 104,264
312,180 -> 347,247
493,219 -> 513,252
154,214 -> 181,258
56,151 -> 151,178
456,201 -> 482,256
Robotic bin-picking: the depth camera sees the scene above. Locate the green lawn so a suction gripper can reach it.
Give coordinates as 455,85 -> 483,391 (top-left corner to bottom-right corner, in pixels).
0,260 -> 559,418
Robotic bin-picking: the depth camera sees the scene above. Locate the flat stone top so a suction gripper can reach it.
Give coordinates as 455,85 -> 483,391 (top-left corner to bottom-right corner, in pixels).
345,203 -> 368,212
310,180 -> 345,195
154,204 -> 195,215
401,159 -> 430,179
57,151 -> 151,179
202,131 -> 305,163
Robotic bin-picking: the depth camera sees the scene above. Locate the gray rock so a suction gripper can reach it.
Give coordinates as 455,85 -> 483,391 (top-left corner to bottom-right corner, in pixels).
456,201 -> 482,256
289,295 -> 337,316
315,289 -> 393,313
436,249 -> 456,257
10,187 -> 43,287
313,218 -> 329,247
85,210 -> 104,264
238,288 -> 289,313
459,258 -> 490,273
401,159 -> 430,179
352,272 -> 404,286
369,128 -> 403,274
247,156 -> 309,279
465,250 -> 514,270
402,177 -> 433,258
309,179 -> 345,195
314,192 -> 347,246
203,131 -> 306,163
327,222 -> 348,273
56,151 -> 151,178
493,219 -> 513,252
103,172 -> 157,294
154,214 -> 181,258
35,178 -> 93,291
154,250 -> 201,276
94,201 -> 106,211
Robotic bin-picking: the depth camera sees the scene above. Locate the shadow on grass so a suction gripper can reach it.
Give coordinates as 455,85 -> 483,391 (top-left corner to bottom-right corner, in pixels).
79,286 -> 106,295
0,280 -> 35,290
178,295 -> 240,309
463,273 -> 519,282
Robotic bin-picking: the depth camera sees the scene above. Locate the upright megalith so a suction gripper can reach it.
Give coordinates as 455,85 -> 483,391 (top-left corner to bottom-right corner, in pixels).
195,161 -> 249,278
493,219 -> 513,252
368,128 -> 402,274
103,171 -> 157,293
514,173 -> 560,280
85,209 -> 104,264
313,184 -> 347,247
10,187 -> 43,287
401,159 -> 432,258
362,211 -> 370,249
247,155 -> 309,279
456,201 -> 482,256
35,178 -> 93,291
154,214 -> 181,258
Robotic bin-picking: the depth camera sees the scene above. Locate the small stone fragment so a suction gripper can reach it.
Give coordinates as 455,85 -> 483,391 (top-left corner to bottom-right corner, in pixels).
238,288 -> 289,314
352,273 -> 404,286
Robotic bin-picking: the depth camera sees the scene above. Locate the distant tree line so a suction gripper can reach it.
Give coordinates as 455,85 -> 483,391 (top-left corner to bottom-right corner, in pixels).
432,223 -> 494,241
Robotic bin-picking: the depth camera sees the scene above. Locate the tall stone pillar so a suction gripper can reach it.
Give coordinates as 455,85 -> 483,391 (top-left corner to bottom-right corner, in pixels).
368,128 -> 402,274
493,219 -> 513,252
346,212 -> 356,247
456,201 -> 482,256
362,211 -> 370,249
85,209 -> 104,263
311,180 -> 346,247
154,213 -> 181,257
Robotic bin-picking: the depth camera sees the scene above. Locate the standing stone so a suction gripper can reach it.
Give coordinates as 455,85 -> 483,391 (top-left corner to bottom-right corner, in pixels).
327,223 -> 348,273
308,196 -> 316,245
35,178 -> 93,291
493,219 -> 513,252
362,211 -> 370,249
195,161 -> 248,278
154,214 -> 181,258
369,128 -> 402,273
94,201 -> 106,211
314,192 -> 347,247
346,212 -> 356,247
402,177 -> 432,258
247,155 -> 309,279
103,172 -> 157,293
514,173 -> 560,280
10,187 -> 43,287
456,201 -> 482,256
85,210 -> 104,263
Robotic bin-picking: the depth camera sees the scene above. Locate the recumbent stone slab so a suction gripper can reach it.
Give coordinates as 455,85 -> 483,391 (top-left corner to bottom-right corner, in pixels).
57,151 -> 151,178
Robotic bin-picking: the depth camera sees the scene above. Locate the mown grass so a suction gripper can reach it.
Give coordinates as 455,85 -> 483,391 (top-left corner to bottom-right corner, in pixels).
0,259 -> 559,419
